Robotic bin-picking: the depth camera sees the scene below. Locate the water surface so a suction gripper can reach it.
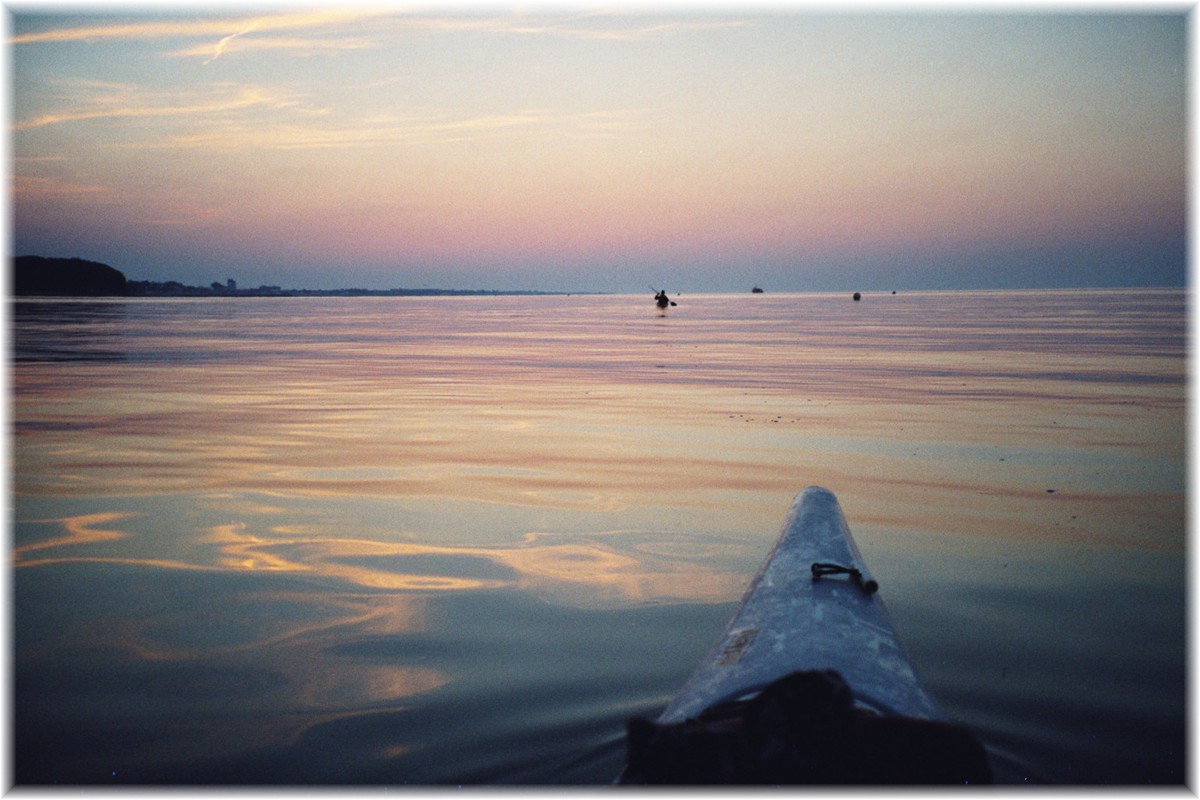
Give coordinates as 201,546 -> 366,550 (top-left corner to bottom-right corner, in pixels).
11,289 -> 1186,784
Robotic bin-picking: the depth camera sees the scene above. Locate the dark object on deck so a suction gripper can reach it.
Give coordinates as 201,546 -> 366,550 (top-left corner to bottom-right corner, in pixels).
811,561 -> 878,594
852,292 -> 861,301
622,670 -> 992,785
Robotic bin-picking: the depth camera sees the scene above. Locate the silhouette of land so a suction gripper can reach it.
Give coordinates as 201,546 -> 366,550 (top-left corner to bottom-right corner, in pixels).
12,256 -> 571,298
14,256 -> 128,296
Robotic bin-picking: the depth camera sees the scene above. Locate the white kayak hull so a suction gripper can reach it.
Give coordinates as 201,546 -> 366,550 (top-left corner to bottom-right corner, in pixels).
658,485 -> 943,724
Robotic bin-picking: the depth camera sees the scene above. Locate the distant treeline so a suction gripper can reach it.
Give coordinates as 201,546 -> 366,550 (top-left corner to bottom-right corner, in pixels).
11,256 -> 563,298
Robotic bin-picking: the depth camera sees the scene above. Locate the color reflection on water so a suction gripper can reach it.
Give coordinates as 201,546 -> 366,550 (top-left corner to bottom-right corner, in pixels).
14,510 -> 743,603
11,289 -> 1186,784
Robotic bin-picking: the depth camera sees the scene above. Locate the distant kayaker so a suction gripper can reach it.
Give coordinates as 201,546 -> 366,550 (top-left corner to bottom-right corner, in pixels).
655,290 -> 674,309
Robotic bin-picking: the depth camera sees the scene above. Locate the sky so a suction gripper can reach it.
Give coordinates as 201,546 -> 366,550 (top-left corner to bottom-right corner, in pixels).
8,4 -> 1190,292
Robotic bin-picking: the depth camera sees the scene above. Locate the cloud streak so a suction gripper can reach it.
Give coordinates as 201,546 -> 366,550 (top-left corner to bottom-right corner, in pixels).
12,85 -> 297,131
9,8 -> 392,45
203,20 -> 261,64
13,174 -> 112,199
173,34 -> 379,60
160,108 -> 645,150
12,9 -> 752,59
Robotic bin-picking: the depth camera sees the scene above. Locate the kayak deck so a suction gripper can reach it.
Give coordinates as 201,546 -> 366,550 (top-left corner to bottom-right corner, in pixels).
657,486 -> 943,725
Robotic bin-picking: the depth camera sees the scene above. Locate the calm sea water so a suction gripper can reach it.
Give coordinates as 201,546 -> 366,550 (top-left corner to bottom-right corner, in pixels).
10,289 -> 1186,785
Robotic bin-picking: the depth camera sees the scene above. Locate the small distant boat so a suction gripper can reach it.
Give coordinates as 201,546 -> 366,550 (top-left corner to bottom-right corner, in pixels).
751,286 -> 764,294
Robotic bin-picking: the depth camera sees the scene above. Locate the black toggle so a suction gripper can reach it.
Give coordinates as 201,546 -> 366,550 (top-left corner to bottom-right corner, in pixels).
811,562 -> 879,594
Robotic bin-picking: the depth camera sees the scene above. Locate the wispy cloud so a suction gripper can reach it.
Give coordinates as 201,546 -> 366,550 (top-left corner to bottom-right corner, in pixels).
174,34 -> 379,60
10,7 -> 396,66
12,84 -> 299,131
202,19 -> 261,64
13,174 -> 113,199
12,8 -> 752,61
10,69 -> 642,149
160,108 -> 645,151
9,8 -> 392,45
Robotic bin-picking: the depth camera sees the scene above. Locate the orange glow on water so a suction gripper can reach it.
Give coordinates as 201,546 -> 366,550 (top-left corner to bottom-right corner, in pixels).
13,511 -> 133,561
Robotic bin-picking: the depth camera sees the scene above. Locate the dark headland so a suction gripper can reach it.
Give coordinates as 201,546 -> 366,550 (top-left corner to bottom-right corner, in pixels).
11,255 -> 568,298
14,256 -> 128,296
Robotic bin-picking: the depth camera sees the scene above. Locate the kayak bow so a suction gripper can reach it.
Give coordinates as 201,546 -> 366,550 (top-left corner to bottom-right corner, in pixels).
658,486 -> 943,724
620,487 -> 990,784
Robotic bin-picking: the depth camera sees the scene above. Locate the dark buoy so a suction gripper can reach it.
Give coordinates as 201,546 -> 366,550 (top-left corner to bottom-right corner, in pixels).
852,292 -> 861,301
